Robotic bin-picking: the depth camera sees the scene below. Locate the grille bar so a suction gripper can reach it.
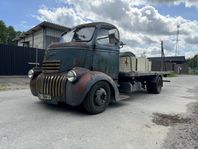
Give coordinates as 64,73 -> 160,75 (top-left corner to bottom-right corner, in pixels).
37,74 -> 66,97
42,60 -> 61,73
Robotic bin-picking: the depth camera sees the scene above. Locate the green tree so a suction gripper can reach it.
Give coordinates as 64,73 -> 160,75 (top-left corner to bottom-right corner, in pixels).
0,20 -> 21,45
7,26 -> 16,44
187,55 -> 198,69
0,20 -> 7,44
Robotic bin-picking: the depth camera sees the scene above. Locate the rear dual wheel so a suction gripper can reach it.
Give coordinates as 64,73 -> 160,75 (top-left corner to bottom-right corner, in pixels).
83,81 -> 111,114
147,76 -> 163,94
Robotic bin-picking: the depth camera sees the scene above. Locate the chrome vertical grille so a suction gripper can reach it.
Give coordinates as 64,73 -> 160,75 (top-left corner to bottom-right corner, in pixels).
37,75 -> 66,97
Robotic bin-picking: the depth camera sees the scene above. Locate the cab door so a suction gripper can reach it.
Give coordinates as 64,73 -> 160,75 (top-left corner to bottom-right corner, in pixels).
92,26 -> 120,80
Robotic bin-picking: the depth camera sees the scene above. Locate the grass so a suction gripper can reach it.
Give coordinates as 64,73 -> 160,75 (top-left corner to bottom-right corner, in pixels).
190,69 -> 198,75
0,84 -> 10,91
167,71 -> 177,77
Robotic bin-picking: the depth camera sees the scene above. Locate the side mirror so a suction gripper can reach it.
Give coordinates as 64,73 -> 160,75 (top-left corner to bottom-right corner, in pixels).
108,29 -> 119,45
120,41 -> 126,48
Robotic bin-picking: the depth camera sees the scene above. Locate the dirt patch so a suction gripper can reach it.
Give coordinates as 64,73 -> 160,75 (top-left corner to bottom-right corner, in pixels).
152,113 -> 191,127
0,77 -> 29,91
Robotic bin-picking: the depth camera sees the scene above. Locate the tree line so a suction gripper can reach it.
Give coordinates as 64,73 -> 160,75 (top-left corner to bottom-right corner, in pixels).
0,20 -> 22,45
187,56 -> 198,69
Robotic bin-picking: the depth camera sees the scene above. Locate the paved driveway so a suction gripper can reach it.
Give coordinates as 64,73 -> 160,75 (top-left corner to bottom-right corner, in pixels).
0,75 -> 197,149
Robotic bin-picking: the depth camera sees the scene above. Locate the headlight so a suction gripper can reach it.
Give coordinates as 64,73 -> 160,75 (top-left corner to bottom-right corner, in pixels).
67,70 -> 77,82
28,69 -> 34,79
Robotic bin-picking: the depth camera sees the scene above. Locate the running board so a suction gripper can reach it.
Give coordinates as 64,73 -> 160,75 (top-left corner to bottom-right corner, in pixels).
119,94 -> 130,100
163,80 -> 171,82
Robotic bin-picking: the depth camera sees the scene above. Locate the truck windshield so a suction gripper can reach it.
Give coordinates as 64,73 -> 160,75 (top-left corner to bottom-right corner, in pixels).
60,27 -> 95,43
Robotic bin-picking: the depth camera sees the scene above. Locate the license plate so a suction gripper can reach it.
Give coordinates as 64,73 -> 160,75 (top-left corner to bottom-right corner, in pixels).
38,94 -> 51,100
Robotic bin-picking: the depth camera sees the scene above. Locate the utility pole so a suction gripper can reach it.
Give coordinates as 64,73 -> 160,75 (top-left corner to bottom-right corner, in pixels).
161,40 -> 166,71
175,24 -> 180,56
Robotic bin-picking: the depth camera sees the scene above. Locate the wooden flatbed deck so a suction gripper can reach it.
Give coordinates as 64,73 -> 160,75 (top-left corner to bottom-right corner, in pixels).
119,71 -> 170,78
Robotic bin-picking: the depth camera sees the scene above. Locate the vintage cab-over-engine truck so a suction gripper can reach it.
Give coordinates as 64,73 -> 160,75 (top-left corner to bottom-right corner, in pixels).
29,22 -> 165,114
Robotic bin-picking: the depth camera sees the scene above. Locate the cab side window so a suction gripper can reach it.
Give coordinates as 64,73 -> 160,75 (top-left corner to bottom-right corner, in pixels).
96,28 -> 119,45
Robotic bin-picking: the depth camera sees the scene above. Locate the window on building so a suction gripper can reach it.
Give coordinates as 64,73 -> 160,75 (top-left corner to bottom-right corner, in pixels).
23,42 -> 30,48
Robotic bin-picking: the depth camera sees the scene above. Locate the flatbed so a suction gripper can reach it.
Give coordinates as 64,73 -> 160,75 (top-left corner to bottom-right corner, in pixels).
119,71 -> 169,78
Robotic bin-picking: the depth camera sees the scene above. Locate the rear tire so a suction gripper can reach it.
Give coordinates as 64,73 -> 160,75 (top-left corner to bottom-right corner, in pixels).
83,81 -> 111,114
147,76 -> 162,94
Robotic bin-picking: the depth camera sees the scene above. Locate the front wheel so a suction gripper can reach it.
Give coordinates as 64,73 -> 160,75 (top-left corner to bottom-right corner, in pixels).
83,81 -> 111,114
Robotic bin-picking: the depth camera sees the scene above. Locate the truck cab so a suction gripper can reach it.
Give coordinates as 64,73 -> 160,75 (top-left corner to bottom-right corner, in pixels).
29,22 -> 163,114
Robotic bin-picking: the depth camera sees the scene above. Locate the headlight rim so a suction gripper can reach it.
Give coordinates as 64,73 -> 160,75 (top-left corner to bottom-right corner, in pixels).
28,69 -> 34,79
67,70 -> 77,82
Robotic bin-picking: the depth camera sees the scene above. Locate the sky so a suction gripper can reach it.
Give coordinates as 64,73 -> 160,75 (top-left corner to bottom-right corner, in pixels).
0,0 -> 198,58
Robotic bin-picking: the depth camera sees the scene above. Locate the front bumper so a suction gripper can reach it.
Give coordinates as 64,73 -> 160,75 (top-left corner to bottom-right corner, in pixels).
30,73 -> 67,103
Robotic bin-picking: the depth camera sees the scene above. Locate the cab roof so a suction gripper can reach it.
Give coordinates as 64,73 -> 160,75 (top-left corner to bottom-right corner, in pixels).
75,22 -> 118,29
61,22 -> 119,36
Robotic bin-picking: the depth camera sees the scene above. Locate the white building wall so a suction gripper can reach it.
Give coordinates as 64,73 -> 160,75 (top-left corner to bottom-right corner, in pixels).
26,35 -> 33,47
33,29 -> 44,49
17,27 -> 67,49
17,34 -> 33,47
46,28 -> 63,37
17,29 -> 44,49
17,40 -> 23,47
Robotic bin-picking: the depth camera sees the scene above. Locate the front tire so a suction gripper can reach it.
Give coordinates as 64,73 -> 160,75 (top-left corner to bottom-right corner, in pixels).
83,81 -> 111,114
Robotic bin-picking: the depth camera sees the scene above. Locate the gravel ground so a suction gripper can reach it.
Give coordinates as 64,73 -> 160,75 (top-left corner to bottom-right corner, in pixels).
162,86 -> 198,149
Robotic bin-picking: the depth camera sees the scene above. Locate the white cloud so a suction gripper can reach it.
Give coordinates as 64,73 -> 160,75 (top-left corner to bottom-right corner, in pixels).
127,0 -> 198,8
36,0 -> 198,58
37,6 -> 85,27
185,35 -> 198,44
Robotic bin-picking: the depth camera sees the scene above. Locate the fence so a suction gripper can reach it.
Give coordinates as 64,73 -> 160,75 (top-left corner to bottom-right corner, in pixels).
151,60 -> 189,74
0,44 -> 45,75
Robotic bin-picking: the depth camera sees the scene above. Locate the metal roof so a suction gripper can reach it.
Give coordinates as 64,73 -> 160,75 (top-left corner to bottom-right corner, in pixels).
148,56 -> 186,62
74,22 -> 118,29
14,21 -> 70,41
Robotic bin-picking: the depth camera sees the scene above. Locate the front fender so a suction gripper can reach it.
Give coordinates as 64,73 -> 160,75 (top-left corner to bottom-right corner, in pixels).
30,67 -> 42,96
65,68 -> 120,106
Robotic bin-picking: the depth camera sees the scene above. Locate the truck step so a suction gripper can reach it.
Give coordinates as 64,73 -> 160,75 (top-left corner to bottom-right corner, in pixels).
119,94 -> 130,100
163,80 -> 171,82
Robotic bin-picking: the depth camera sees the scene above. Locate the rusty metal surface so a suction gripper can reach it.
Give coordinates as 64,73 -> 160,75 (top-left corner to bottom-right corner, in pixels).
30,22 -> 121,106
74,22 -> 117,32
36,73 -> 67,98
42,60 -> 61,73
66,68 -> 120,106
44,22 -> 120,79
48,42 -> 90,49
30,67 -> 120,106
44,48 -> 93,73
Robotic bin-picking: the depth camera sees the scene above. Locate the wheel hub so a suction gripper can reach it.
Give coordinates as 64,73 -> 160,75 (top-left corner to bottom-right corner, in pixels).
94,88 -> 107,106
